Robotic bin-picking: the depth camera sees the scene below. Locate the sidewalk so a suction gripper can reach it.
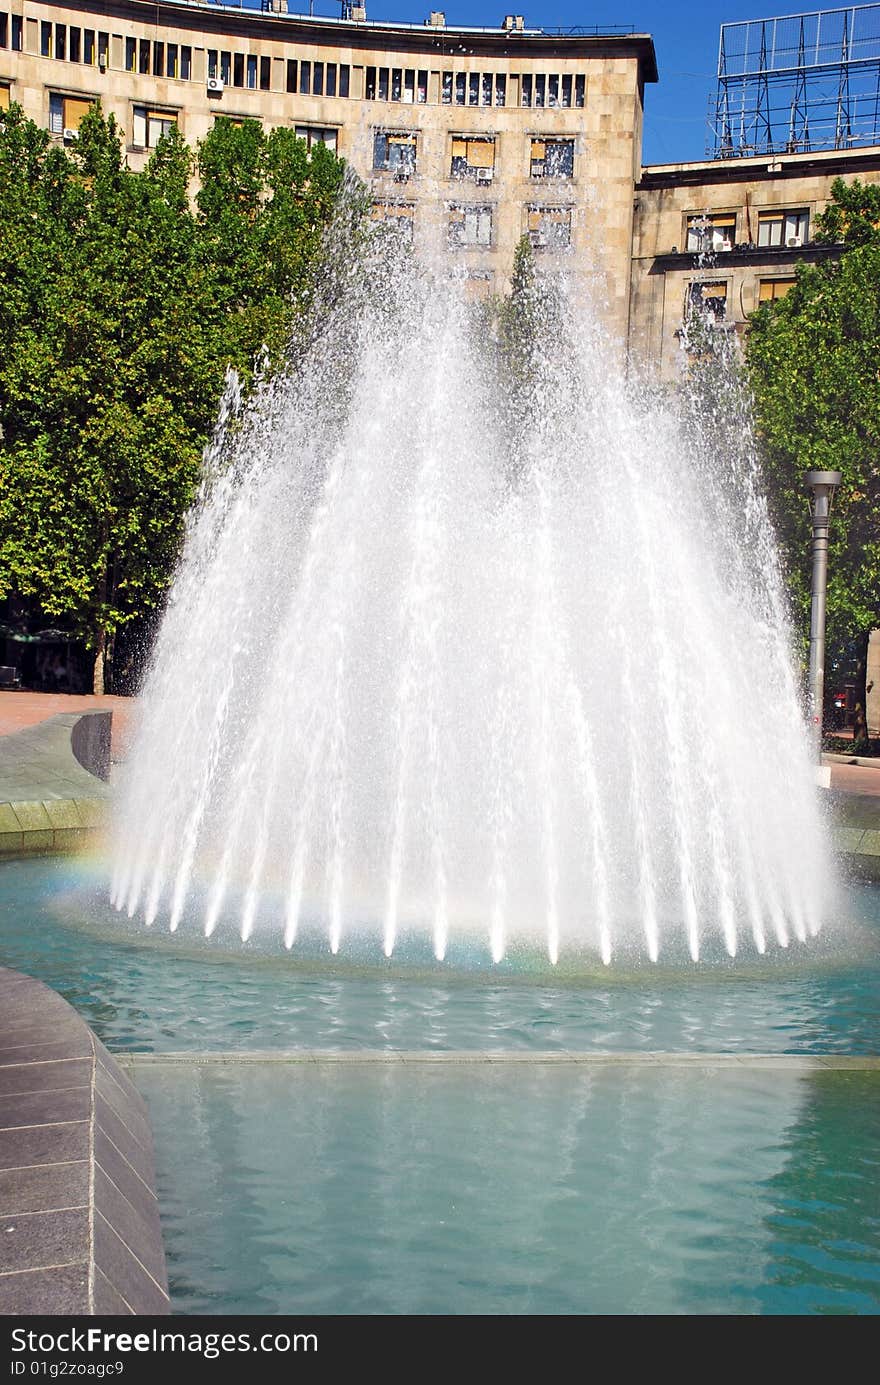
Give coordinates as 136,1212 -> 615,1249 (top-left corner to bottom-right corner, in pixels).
0,692 -> 134,759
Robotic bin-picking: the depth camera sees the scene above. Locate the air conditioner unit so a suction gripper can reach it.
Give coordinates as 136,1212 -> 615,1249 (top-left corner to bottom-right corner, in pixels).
787,235 -> 802,247
206,77 -> 224,95
531,161 -> 546,177
719,238 -> 732,251
62,128 -> 79,143
474,167 -> 493,183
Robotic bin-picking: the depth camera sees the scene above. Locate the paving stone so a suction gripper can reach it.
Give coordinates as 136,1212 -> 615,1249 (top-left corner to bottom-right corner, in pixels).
93,1165 -> 167,1292
0,1121 -> 89,1171
41,799 -> 83,830
0,1160 -> 89,1216
0,1057 -> 93,1098
9,801 -> 52,833
92,1264 -> 134,1316
93,1212 -> 170,1315
95,1066 -> 153,1147
0,1263 -> 89,1315
0,1086 -> 92,1130
94,1096 -> 155,1188
0,1207 -> 89,1273
0,1038 -> 93,1066
94,1124 -> 157,1216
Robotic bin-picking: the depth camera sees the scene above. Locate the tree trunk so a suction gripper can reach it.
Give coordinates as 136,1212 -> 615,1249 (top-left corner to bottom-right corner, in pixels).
92,627 -> 106,697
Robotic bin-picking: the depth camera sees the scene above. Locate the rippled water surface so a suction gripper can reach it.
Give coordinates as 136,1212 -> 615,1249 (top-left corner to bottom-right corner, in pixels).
138,1063 -> 880,1315
2,856 -> 880,1054
2,856 -> 879,1314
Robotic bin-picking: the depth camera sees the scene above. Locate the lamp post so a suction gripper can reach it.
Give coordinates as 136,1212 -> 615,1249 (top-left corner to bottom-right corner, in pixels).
803,470 -> 841,762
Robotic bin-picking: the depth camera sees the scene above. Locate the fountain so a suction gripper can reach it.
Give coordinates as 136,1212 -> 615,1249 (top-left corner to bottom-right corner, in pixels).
109,222 -> 834,967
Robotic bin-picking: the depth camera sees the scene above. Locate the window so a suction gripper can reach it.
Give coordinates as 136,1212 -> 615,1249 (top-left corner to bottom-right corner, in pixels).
300,60 -> 310,94
417,70 -> 427,103
522,75 -> 532,107
371,201 -> 414,243
181,46 -> 192,80
12,15 -> 22,51
469,73 -> 479,106
455,72 -> 466,105
40,21 -> 51,58
233,53 -> 244,88
575,74 -> 585,108
448,203 -> 492,249
758,278 -> 795,302
451,136 -> 495,182
246,55 -> 257,90
757,209 -> 809,247
442,71 -> 452,104
378,67 -> 389,101
339,65 -> 350,98
260,56 -> 270,91
391,68 -> 401,100
49,93 -> 93,136
97,33 -> 108,68
55,25 -> 66,61
535,74 -> 546,108
527,205 -> 572,250
295,126 -> 338,153
326,64 -> 337,97
686,213 -> 736,253
495,74 -> 506,106
482,73 -> 492,106
287,59 -> 297,93
133,106 -> 177,149
0,84 -> 9,112
207,49 -> 217,79
403,69 -> 414,103
366,65 -> 377,99
373,130 -> 416,175
167,44 -> 178,79
139,39 -> 150,75
687,280 -> 727,322
69,29 -> 80,64
153,42 -> 164,79
0,16 -> 6,49
125,37 -> 135,72
531,137 -> 574,179
84,30 -> 95,65
220,53 -> 231,85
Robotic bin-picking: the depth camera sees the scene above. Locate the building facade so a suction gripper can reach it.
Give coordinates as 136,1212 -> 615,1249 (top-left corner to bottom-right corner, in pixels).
2,2 -> 880,374
0,1 -> 656,341
630,144 -> 880,380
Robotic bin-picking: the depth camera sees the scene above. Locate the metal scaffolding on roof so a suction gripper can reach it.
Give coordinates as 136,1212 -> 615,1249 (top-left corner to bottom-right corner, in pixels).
707,5 -> 880,157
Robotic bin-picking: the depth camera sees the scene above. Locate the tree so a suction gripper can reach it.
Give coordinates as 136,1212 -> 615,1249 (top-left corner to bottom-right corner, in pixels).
746,178 -> 880,739
0,107 -> 350,692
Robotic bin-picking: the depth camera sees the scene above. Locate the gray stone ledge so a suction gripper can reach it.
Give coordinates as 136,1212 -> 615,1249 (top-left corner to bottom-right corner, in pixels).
118,1049 -> 880,1070
0,968 -> 169,1317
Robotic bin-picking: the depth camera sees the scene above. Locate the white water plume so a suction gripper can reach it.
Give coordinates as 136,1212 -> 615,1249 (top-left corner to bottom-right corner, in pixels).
110,216 -> 835,966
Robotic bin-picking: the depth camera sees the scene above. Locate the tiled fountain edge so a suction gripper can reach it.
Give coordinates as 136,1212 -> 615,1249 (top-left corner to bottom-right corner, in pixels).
0,967 -> 170,1317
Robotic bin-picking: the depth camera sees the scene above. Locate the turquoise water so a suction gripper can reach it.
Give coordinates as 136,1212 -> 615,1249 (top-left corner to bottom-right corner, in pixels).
138,1063 -> 880,1315
2,855 -> 880,1314
1,857 -> 880,1054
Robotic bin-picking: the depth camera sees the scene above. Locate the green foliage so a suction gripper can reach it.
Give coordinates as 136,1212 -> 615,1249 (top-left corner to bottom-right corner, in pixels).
814,176 -> 880,248
0,105 -> 350,690
746,180 -> 880,667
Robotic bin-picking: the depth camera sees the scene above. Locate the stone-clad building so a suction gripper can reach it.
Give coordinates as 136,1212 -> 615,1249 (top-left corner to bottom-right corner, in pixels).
1,1 -> 880,375
630,144 -> 880,380
0,0 -> 657,343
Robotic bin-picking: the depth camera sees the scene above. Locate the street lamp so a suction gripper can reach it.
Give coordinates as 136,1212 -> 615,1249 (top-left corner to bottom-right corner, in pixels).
803,469 -> 842,764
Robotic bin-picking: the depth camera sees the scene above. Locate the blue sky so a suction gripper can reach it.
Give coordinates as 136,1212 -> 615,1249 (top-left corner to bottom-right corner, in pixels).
278,0 -> 782,163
